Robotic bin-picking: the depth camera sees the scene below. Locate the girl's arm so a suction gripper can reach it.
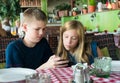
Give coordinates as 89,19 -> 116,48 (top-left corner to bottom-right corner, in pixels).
97,46 -> 103,57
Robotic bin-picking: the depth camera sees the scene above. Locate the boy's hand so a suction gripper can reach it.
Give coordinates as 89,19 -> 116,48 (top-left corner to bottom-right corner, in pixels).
36,55 -> 69,70
46,55 -> 69,68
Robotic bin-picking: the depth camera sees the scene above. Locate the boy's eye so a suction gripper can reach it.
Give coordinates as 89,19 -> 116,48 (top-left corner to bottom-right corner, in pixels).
43,28 -> 46,31
35,29 -> 39,30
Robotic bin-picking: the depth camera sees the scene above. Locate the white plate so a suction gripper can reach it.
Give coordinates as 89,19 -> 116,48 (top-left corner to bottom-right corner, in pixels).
0,67 -> 37,82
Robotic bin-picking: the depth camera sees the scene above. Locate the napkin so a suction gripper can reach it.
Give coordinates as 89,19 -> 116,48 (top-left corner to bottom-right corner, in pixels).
111,60 -> 120,72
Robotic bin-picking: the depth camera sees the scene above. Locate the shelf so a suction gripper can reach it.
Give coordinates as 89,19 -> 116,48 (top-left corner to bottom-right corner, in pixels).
20,0 -> 41,8
47,23 -> 61,26
21,6 -> 41,8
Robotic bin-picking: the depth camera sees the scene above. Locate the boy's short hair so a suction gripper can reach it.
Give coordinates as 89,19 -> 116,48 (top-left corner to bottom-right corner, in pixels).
23,8 -> 47,24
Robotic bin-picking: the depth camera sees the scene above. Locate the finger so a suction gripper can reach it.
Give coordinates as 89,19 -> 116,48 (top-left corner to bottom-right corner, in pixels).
56,60 -> 69,65
56,64 -> 68,68
50,55 -> 57,60
49,55 -> 55,59
54,57 -> 62,61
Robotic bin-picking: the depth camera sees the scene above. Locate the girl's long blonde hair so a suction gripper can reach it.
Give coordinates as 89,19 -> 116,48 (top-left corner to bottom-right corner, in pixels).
56,20 -> 92,64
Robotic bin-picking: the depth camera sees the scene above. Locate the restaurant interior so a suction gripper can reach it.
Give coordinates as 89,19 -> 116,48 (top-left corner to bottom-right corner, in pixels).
0,0 -> 120,83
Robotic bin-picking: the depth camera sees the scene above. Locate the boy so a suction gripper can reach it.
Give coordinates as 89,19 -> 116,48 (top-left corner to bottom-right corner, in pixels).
6,8 -> 69,69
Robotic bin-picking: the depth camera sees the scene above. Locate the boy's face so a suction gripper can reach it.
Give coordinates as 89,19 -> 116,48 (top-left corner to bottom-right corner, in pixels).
23,19 -> 46,43
15,21 -> 20,27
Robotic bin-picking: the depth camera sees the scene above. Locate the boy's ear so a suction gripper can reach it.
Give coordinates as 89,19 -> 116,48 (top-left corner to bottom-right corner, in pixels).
22,23 -> 27,31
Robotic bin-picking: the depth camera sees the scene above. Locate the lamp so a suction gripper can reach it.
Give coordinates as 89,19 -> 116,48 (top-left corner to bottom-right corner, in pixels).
90,13 -> 96,21
118,11 -> 120,19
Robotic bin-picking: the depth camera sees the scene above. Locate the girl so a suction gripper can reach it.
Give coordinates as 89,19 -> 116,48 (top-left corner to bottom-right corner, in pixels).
56,20 -> 103,66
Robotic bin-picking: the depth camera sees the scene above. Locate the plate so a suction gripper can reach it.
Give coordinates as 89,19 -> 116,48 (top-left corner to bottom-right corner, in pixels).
0,67 -> 37,82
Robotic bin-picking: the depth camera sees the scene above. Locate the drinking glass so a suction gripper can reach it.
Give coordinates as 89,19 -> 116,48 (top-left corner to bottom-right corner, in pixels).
26,73 -> 51,83
94,57 -> 112,78
11,27 -> 17,36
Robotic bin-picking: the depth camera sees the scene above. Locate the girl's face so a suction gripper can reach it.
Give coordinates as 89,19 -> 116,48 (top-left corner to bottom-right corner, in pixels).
63,29 -> 79,52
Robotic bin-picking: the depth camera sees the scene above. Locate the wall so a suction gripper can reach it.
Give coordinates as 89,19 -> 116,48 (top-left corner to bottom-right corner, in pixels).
62,10 -> 120,32
41,0 -> 47,15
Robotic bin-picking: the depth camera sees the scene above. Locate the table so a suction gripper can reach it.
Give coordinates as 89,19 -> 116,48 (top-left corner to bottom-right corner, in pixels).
37,67 -> 73,83
37,67 -> 120,83
90,73 -> 120,83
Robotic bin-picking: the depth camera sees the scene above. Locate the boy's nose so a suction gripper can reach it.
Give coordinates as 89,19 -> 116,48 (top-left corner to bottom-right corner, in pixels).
39,30 -> 44,35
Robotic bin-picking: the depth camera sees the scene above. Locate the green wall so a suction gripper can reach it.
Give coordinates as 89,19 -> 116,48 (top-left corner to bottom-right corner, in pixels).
62,10 -> 120,32
41,0 -> 47,16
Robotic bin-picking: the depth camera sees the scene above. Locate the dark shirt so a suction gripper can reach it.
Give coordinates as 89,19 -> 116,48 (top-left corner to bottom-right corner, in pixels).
5,38 -> 53,69
67,52 -> 77,66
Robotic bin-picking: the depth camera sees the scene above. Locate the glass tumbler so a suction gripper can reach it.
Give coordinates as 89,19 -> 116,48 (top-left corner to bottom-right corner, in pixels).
26,73 -> 51,83
11,27 -> 17,36
26,73 -> 39,83
94,57 -> 112,78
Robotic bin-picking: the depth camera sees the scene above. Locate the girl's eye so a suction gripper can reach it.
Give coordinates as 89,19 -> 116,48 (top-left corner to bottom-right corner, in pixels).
64,36 -> 69,38
71,37 -> 77,40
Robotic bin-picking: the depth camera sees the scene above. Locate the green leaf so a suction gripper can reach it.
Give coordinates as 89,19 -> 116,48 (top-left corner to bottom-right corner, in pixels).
88,0 -> 96,6
0,0 -> 21,21
55,3 -> 71,11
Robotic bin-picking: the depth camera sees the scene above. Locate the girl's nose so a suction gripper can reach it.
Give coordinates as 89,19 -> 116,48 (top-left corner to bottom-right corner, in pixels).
67,37 -> 72,44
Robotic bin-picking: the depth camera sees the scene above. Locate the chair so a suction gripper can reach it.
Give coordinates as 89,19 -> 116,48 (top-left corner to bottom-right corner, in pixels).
46,34 -> 59,54
0,36 -> 19,68
93,34 -> 119,60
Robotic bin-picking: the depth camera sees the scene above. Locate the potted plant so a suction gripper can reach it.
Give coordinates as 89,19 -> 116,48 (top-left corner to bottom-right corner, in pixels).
82,4 -> 88,14
55,3 -> 71,17
75,0 -> 88,8
0,0 -> 21,25
88,0 -> 96,13
71,7 -> 79,16
111,0 -> 117,9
